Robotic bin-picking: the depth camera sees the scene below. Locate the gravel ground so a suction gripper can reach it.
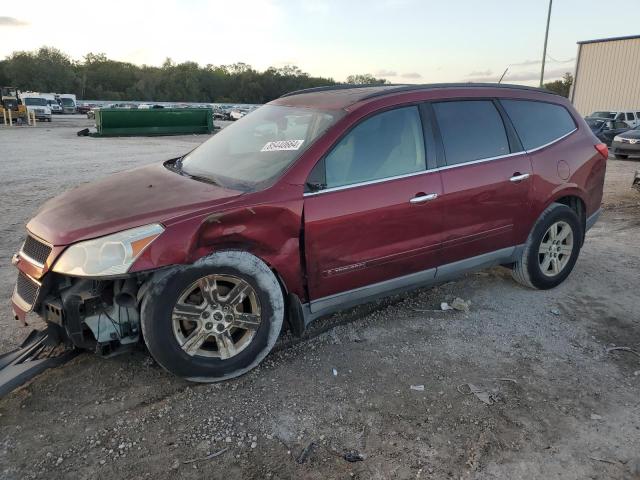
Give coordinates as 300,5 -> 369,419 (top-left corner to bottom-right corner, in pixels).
0,117 -> 639,480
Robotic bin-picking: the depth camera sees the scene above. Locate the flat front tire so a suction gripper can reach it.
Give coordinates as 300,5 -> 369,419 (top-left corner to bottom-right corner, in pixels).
141,251 -> 284,382
512,203 -> 582,290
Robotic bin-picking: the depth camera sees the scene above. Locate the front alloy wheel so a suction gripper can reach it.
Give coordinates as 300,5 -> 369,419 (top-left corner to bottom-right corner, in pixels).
172,275 -> 261,359
141,251 -> 284,382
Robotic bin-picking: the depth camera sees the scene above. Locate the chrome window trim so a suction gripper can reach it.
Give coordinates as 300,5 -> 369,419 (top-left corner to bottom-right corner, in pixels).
303,125 -> 577,198
523,127 -> 577,154
304,168 -> 432,197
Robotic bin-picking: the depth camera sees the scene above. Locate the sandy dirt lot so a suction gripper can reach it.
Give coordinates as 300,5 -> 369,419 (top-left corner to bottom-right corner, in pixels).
0,117 -> 639,480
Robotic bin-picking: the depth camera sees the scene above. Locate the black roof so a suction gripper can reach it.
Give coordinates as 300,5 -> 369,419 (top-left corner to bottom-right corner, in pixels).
577,34 -> 640,45
280,82 -> 561,100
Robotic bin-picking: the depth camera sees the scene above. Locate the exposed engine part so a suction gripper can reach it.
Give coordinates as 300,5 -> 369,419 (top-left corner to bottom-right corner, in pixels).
40,277 -> 142,356
115,278 -> 138,308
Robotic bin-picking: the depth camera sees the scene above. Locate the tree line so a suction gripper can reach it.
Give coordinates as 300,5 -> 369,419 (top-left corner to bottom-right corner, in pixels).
0,47 -> 389,103
0,46 -> 571,103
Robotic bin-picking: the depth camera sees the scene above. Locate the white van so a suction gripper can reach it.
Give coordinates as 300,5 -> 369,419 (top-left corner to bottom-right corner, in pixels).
589,110 -> 640,128
19,93 -> 52,122
58,94 -> 77,114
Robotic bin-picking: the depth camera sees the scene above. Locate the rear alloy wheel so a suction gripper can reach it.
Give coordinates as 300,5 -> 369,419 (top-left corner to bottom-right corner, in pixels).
512,203 -> 582,289
141,251 -> 284,382
537,221 -> 574,277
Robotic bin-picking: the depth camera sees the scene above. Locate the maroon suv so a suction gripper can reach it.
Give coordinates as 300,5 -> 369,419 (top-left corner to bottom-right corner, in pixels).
11,84 -> 607,381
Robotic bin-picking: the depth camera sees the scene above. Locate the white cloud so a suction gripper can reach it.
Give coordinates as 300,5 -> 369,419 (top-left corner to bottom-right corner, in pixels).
0,16 -> 29,27
375,69 -> 398,77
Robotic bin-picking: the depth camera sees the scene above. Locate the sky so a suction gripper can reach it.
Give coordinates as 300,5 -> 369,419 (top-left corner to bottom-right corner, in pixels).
1,0 -> 639,85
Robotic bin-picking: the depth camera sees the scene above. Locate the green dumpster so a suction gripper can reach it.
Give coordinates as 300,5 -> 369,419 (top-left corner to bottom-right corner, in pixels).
93,108 -> 213,137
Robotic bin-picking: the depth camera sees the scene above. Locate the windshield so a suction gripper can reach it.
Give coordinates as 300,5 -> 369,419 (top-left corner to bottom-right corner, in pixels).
60,98 -> 75,106
180,105 -> 343,190
25,98 -> 47,106
591,111 -> 614,119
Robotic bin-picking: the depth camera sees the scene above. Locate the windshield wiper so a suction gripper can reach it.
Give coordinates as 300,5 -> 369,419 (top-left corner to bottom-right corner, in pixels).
165,157 -> 220,186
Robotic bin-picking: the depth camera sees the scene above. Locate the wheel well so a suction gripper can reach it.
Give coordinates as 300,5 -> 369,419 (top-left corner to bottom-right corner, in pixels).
554,196 -> 586,244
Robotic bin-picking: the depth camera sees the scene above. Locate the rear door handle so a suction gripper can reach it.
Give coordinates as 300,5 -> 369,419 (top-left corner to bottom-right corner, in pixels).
410,193 -> 438,204
509,173 -> 530,182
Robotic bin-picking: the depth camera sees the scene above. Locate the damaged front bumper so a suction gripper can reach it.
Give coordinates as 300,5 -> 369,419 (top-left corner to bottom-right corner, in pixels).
12,236 -> 148,356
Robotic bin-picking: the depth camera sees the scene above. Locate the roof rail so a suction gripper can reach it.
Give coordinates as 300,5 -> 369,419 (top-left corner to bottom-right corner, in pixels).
358,83 -> 561,101
279,83 -> 403,98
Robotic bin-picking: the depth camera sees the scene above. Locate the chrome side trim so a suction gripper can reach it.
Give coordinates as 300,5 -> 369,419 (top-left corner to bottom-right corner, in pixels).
18,251 -> 45,269
435,246 -> 516,283
586,208 -> 601,232
304,245 -> 524,323
308,267 -> 437,316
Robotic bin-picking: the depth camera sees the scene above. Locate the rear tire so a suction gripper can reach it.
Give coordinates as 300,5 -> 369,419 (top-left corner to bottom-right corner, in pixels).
512,203 -> 582,290
141,251 -> 284,382
614,154 -> 628,159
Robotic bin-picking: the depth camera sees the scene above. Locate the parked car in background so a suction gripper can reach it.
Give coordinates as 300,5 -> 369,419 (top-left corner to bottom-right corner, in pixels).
588,111 -> 640,128
586,117 -> 630,145
11,84 -> 606,382
610,125 -> 640,159
213,106 -> 233,120
19,94 -> 52,122
47,100 -> 63,114
77,103 -> 95,115
230,107 -> 255,120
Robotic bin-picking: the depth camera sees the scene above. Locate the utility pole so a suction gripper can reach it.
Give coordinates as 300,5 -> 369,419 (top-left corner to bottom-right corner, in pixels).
539,0 -> 553,87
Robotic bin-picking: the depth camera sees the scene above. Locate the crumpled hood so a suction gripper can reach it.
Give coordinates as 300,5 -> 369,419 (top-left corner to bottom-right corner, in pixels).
27,162 -> 243,246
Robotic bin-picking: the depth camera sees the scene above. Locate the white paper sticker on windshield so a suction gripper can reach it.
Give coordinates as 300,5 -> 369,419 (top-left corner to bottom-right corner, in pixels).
261,140 -> 304,152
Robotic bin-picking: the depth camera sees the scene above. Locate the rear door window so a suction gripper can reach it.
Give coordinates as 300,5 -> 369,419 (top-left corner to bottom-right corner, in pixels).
432,100 -> 509,165
324,106 -> 426,188
500,99 -> 576,150
626,112 -> 635,121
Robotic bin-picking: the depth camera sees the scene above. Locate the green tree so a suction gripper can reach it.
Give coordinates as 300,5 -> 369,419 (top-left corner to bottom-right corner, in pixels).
543,72 -> 573,98
0,46 -> 338,103
345,73 -> 388,85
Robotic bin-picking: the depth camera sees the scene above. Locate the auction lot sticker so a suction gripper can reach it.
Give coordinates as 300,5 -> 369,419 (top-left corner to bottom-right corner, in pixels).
261,140 -> 304,152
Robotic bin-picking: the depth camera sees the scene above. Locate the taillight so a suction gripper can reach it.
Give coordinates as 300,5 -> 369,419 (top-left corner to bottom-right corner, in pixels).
595,143 -> 609,159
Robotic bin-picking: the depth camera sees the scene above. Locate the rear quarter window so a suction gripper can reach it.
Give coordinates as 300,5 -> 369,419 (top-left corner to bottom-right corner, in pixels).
500,100 -> 576,150
432,100 -> 510,165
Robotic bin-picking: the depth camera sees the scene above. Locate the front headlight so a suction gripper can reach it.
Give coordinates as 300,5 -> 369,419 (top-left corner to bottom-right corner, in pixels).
613,136 -> 622,142
52,223 -> 164,277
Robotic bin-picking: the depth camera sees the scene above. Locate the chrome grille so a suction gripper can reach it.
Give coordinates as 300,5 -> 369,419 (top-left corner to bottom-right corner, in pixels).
21,235 -> 52,266
15,272 -> 40,309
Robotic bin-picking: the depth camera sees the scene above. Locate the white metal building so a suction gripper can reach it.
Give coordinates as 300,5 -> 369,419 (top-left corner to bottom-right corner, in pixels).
570,35 -> 640,116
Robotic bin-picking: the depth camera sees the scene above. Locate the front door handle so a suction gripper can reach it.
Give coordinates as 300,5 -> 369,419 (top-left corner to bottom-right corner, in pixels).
509,173 -> 530,182
410,193 -> 438,204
